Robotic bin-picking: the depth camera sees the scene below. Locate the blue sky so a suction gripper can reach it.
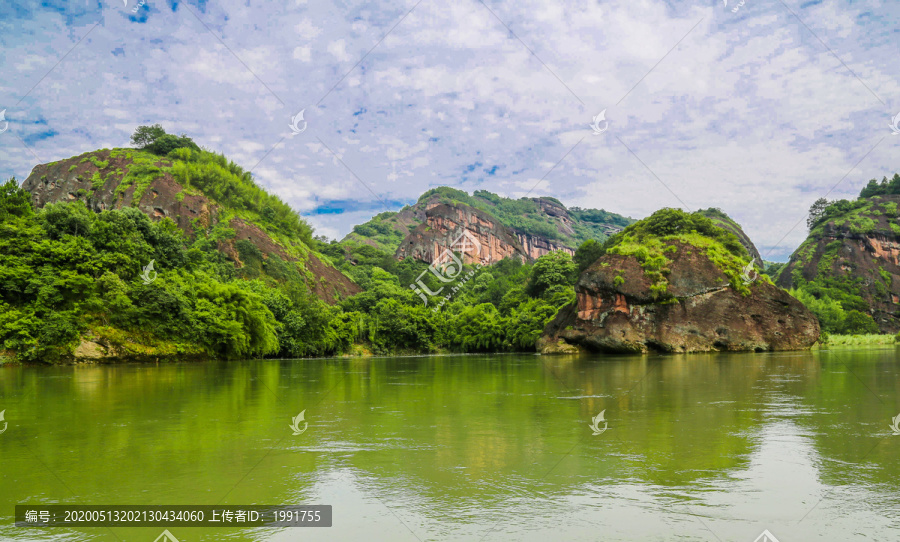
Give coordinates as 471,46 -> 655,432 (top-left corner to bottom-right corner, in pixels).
1,0 -> 897,261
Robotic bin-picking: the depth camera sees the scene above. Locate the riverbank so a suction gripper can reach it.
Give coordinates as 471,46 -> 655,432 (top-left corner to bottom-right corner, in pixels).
820,333 -> 899,346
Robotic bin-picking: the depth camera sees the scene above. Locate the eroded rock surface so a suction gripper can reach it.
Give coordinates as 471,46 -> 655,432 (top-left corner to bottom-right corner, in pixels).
541,242 -> 820,354
776,194 -> 900,332
396,203 -> 574,264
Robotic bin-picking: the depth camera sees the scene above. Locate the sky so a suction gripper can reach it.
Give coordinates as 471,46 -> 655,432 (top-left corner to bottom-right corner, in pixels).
0,0 -> 898,261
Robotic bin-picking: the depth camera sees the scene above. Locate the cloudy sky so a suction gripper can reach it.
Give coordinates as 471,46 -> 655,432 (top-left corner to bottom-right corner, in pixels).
1,0 -> 897,261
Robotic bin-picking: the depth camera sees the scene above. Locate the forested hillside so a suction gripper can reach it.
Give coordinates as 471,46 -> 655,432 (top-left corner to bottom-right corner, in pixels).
1,126 -> 838,364
0,128 -> 589,363
342,186 -> 634,253
776,173 -> 900,334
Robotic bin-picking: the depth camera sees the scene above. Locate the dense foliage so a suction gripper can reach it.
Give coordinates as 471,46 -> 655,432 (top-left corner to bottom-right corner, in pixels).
344,186 -> 634,252
859,173 -> 900,198
783,174 -> 900,334
0,177 -> 577,362
130,124 -> 200,156
315,238 -> 577,354
0,185 -> 341,362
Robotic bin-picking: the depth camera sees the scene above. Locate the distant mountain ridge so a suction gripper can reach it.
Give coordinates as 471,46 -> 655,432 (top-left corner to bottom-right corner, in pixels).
342,187 -> 635,264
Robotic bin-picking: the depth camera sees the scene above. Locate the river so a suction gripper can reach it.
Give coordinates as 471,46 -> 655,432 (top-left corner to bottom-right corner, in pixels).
1,348 -> 899,541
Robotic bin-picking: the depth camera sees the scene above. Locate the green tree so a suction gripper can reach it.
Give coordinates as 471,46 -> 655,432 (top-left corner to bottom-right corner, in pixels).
807,198 -> 831,230
130,124 -> 167,148
574,239 -> 605,273
842,310 -> 879,334
527,251 -> 577,298
0,177 -> 33,219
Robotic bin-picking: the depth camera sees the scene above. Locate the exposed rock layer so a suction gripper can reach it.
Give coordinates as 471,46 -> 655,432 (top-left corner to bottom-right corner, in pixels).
540,242 -> 820,353
775,195 -> 900,333
395,203 -> 575,264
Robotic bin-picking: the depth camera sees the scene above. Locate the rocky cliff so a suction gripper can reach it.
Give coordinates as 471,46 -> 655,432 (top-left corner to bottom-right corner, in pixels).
540,209 -> 820,353
346,187 -> 632,265
394,202 -> 575,265
22,148 -> 360,303
775,194 -> 900,333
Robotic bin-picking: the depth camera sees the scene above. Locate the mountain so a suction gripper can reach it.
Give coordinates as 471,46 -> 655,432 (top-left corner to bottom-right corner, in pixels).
1,132 -> 374,363
540,209 -> 819,353
22,147 -> 360,302
342,187 -> 635,264
776,180 -> 900,334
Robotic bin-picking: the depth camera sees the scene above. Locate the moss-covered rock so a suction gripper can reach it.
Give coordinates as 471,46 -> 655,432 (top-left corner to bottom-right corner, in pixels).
541,209 -> 819,353
776,194 -> 900,333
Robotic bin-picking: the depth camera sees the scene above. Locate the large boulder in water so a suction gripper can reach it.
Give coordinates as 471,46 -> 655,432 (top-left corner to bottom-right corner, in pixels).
539,209 -> 820,353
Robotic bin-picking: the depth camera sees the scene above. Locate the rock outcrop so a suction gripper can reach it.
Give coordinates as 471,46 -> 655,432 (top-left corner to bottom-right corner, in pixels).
540,241 -> 820,354
776,194 -> 900,332
396,203 -> 526,264
344,187 -> 633,260
21,149 -> 361,303
395,202 -> 574,264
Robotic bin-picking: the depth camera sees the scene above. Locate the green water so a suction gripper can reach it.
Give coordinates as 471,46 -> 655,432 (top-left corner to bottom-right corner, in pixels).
2,348 -> 900,541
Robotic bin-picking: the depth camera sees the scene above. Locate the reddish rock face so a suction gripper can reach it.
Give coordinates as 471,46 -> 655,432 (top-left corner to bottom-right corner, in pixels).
21,150 -> 361,303
395,202 -> 574,265
776,195 -> 900,333
541,242 -> 820,353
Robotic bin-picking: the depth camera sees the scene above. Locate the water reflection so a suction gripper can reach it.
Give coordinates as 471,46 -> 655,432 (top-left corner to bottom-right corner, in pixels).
0,347 -> 898,540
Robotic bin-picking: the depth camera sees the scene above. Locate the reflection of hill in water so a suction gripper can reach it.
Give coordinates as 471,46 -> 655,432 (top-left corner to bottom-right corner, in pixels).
2,349 -> 899,527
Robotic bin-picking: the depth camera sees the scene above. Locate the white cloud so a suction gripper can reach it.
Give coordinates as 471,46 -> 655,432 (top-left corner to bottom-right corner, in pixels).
326,39 -> 351,62
1,0 -> 897,261
292,46 -> 311,62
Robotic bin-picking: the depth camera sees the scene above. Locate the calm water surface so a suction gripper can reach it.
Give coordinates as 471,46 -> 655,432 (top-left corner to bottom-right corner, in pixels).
2,348 -> 900,541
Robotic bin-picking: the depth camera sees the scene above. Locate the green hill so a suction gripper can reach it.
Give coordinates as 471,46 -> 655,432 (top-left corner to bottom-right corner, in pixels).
775,174 -> 900,334
2,126 -> 363,363
342,187 -> 634,253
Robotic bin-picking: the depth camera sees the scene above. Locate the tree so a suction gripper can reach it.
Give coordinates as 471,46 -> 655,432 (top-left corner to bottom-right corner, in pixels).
859,178 -> 883,198
0,177 -> 33,220
527,251 -> 577,298
130,124 -> 167,148
806,198 -> 830,230
144,134 -> 199,156
130,125 -> 199,156
574,239 -> 605,273
842,310 -> 879,334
